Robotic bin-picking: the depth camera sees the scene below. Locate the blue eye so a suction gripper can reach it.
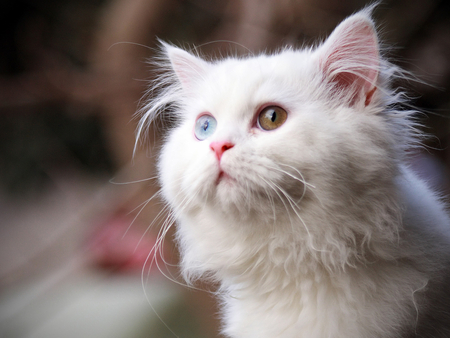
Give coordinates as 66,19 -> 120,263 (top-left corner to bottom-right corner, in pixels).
194,114 -> 217,140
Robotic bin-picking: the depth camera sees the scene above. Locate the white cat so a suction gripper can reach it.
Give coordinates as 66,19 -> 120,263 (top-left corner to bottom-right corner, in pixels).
137,8 -> 450,338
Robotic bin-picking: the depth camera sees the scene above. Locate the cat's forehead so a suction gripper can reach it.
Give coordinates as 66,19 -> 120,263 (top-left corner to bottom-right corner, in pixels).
213,50 -> 312,86
194,50 -> 315,119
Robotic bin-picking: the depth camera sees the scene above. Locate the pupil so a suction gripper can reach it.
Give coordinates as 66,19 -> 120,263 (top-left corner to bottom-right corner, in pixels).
270,111 -> 276,122
203,120 -> 209,131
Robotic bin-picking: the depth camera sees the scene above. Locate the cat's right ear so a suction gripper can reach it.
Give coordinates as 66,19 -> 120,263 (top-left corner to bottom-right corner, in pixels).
161,42 -> 210,91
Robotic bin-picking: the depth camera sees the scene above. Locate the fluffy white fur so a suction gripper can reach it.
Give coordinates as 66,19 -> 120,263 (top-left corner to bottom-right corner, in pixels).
138,8 -> 450,338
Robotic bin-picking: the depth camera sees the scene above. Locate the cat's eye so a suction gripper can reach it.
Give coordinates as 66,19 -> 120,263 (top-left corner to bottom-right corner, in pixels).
194,114 -> 217,140
258,106 -> 288,131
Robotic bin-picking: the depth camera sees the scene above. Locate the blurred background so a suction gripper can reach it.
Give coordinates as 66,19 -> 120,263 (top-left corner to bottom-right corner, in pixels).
0,0 -> 449,337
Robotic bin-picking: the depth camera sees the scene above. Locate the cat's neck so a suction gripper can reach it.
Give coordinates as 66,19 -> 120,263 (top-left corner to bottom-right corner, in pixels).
178,182 -> 402,285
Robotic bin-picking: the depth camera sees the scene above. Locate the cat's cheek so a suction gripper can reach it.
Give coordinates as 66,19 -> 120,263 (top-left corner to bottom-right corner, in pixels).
158,127 -> 194,200
158,145 -> 181,205
184,157 -> 218,194
161,130 -> 222,209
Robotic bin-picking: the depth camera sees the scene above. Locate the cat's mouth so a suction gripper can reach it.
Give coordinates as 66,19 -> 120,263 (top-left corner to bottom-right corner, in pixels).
216,170 -> 233,184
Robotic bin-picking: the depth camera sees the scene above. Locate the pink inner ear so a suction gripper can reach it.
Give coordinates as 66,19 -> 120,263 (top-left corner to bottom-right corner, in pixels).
330,71 -> 366,106
167,46 -> 209,91
321,17 -> 379,107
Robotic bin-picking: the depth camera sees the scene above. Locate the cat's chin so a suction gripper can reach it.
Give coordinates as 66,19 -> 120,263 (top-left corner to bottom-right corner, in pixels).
215,175 -> 240,199
212,183 -> 275,223
216,170 -> 234,185
214,181 -> 250,214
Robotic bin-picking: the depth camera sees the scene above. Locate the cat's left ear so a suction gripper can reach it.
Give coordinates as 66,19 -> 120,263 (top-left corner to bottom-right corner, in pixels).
317,10 -> 379,107
162,42 -> 210,91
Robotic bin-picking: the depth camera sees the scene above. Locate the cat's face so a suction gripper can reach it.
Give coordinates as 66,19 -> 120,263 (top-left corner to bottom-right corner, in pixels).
160,52 -> 324,217
156,13 -> 393,224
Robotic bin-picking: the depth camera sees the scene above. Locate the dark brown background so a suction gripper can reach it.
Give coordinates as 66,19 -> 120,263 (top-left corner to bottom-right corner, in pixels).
0,1 -> 449,337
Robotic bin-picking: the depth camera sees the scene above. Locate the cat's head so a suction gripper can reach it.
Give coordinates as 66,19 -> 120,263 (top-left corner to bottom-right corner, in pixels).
140,10 -> 412,230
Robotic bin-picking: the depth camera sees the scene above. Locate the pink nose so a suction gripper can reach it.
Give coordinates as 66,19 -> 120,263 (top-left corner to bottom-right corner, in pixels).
210,141 -> 234,161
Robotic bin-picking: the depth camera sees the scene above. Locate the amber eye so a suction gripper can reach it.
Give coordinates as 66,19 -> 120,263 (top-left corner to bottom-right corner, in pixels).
258,106 -> 288,131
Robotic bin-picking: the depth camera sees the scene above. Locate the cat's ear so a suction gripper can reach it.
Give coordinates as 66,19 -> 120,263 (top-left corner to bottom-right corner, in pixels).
162,42 -> 210,91
317,10 -> 379,107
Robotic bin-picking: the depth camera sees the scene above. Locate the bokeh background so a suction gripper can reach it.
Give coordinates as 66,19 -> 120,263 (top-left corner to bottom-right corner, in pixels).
0,0 -> 449,337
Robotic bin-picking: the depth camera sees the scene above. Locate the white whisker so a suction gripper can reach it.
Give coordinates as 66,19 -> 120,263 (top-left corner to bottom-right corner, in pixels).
124,191 -> 162,240
141,187 -> 216,294
257,174 -> 296,233
109,175 -> 159,185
